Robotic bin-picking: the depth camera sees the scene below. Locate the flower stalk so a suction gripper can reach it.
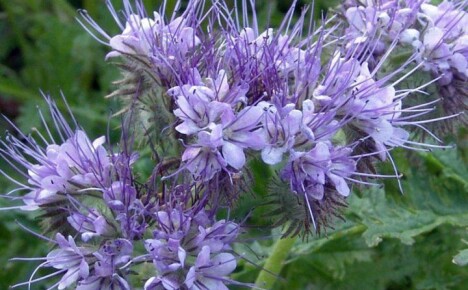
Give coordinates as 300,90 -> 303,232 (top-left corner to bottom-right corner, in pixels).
255,235 -> 298,289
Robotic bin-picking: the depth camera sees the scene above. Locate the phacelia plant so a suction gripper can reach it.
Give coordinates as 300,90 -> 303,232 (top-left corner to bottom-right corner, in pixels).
1,0 -> 466,289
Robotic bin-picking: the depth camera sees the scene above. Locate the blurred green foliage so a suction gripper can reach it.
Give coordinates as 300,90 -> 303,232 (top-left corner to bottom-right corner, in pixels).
0,0 -> 466,289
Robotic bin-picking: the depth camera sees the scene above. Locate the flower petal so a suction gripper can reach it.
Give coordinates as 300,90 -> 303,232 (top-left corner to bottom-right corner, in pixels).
222,142 -> 245,169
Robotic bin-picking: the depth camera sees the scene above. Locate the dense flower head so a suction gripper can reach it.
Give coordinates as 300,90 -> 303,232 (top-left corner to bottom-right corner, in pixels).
0,100 -> 114,212
106,13 -> 200,59
415,1 -> 467,125
340,0 -> 467,130
144,208 -> 239,290
167,70 -> 267,180
282,142 -> 357,200
223,26 -> 307,98
2,99 -> 240,289
99,1 -> 203,86
45,235 -> 134,290
75,0 -> 460,233
85,239 -> 133,287
330,59 -> 410,159
1,0 -> 466,288
342,0 -> 422,56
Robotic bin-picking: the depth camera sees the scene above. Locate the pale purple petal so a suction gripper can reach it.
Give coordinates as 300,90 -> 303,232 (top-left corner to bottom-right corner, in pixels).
222,142 -> 245,169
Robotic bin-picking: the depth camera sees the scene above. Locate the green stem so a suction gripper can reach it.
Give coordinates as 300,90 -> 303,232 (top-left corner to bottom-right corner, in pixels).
255,235 -> 298,289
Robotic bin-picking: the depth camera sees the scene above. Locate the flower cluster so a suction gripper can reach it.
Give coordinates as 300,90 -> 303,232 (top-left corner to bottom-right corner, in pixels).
1,97 -> 240,289
80,0 -> 461,236
341,0 -> 467,129
0,0 -> 464,289
144,208 -> 239,289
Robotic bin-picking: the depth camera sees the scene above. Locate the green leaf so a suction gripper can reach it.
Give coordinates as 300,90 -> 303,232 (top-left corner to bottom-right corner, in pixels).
348,148 -> 468,247
348,188 -> 468,246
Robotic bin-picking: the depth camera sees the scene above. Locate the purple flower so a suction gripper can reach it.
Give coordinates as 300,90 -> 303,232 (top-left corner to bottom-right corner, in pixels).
46,234 -> 92,289
77,275 -> 130,290
343,62 -> 410,159
106,12 -> 200,59
75,239 -> 133,290
79,0 -> 207,91
23,130 -> 111,210
169,70 -> 250,136
259,101 -> 303,165
344,5 -> 387,50
181,143 -> 227,181
172,81 -> 265,179
144,208 -> 239,290
93,239 -> 133,277
0,97 -> 115,211
67,209 -> 115,242
4,1 -> 465,288
103,181 -> 137,212
218,105 -> 266,168
342,0 -> 421,60
180,106 -> 265,180
144,276 -> 179,290
171,89 -> 233,136
185,246 -> 236,290
282,142 -> 356,200
258,97 -> 337,165
341,0 -> 467,131
312,53 -> 361,105
312,53 -> 417,160
420,2 -> 467,128
226,26 -> 306,77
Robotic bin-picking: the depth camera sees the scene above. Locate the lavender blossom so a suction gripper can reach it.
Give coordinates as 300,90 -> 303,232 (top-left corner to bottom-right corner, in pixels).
76,239 -> 133,290
106,13 -> 200,60
23,129 -> 110,210
3,1 -> 465,288
222,15 -> 310,103
144,208 -> 239,290
179,106 -> 265,180
185,246 -> 237,290
415,1 -> 467,125
341,0 -> 421,62
46,234 -> 92,290
170,80 -> 265,180
79,0 -> 207,91
67,209 -> 115,242
341,0 -> 467,130
259,101 -> 303,165
0,99 -> 113,212
103,181 -> 137,212
76,276 -> 130,290
282,142 -> 357,200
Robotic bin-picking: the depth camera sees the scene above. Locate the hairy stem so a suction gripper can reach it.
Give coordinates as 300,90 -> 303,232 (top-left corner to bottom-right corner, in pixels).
255,235 -> 297,289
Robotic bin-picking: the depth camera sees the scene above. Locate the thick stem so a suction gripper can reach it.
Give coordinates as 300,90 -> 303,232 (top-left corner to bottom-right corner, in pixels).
254,235 -> 297,289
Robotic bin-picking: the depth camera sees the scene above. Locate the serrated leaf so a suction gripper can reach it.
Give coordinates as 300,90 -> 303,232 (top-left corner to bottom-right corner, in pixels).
348,188 -> 468,246
276,226 -> 468,290
348,148 -> 468,247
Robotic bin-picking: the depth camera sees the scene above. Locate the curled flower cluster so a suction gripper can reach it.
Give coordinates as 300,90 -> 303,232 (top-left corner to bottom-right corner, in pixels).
1,98 -> 239,289
80,0 -> 462,233
144,209 -> 239,289
341,0 -> 467,129
0,0 -> 465,288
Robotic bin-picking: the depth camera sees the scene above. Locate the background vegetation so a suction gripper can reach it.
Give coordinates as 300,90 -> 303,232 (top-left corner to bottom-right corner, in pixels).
0,0 -> 466,289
